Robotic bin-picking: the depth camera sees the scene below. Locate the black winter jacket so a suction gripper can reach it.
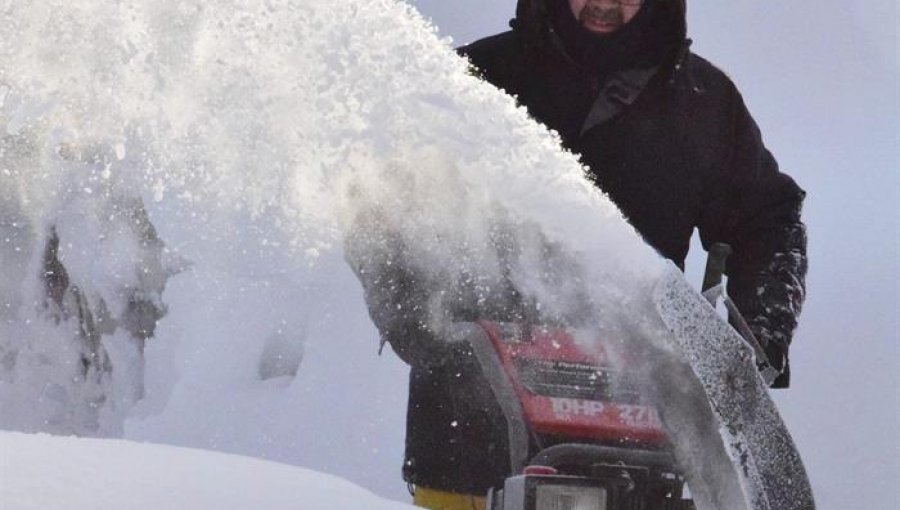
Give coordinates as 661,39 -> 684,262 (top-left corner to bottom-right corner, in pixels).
348,0 -> 807,496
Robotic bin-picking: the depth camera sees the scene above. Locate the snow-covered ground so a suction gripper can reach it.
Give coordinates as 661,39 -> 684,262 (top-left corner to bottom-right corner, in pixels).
1,0 -> 897,509
0,431 -> 414,510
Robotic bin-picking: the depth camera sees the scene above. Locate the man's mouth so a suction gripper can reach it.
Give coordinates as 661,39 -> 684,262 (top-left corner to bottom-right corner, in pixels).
579,7 -> 624,33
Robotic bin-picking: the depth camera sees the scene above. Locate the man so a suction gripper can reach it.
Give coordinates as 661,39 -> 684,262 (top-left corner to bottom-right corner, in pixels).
459,0 -> 806,386
349,1 -> 807,508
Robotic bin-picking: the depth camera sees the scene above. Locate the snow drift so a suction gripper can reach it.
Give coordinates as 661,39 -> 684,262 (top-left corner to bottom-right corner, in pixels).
0,431 -> 414,510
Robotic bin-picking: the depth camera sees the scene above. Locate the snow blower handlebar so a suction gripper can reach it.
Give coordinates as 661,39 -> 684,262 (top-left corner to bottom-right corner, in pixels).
702,243 -> 781,386
701,243 -> 732,295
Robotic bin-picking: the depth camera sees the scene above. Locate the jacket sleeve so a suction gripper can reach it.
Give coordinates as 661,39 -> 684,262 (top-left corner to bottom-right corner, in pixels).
343,211 -> 461,368
698,84 -> 808,388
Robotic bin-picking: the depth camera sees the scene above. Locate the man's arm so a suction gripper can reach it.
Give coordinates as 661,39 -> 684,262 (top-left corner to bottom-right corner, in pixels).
343,211 -> 459,368
698,84 -> 808,388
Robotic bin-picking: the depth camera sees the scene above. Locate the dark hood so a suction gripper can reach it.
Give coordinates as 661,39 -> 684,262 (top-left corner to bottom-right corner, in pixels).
512,0 -> 687,74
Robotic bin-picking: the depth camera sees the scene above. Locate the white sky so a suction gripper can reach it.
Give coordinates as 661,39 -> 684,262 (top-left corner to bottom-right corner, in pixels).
408,1 -> 900,508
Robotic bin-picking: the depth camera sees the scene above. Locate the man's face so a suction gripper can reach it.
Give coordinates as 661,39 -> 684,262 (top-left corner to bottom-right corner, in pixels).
568,0 -> 643,35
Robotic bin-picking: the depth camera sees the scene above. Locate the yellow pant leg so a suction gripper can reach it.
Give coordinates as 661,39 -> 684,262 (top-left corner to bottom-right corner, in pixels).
412,486 -> 487,510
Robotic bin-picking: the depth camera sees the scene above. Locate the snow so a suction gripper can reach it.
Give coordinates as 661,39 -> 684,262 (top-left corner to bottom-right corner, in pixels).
3,0 -> 661,460
0,431 -> 414,510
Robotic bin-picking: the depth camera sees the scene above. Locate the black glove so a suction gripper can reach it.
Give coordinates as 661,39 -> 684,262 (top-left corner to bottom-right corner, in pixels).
751,323 -> 791,388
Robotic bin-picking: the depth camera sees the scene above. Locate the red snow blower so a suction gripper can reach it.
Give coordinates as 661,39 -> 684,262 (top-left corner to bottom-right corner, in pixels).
450,244 -> 786,510
455,319 -> 694,510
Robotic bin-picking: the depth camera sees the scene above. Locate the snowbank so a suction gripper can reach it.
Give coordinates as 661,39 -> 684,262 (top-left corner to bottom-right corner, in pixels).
0,431 -> 414,510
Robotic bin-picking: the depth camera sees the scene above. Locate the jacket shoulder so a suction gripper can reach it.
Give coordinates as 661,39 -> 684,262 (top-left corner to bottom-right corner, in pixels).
456,31 -> 528,90
678,52 -> 741,97
457,30 -> 520,63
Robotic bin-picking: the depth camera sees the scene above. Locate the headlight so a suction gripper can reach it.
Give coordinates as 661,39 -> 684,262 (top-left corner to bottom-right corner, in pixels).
535,483 -> 607,510
497,475 -> 608,510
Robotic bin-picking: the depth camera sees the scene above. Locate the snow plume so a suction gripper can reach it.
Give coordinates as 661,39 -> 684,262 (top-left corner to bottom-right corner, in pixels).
324,15 -> 667,340
0,0 -> 792,507
1,0 -> 663,426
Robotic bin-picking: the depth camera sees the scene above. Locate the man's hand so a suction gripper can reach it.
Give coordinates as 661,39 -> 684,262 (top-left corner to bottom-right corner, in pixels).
751,322 -> 791,388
